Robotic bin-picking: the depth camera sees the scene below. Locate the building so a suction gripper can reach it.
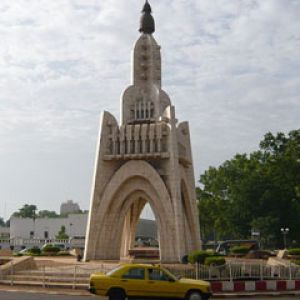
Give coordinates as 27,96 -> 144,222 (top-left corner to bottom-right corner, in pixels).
0,226 -> 9,239
8,214 -> 156,247
10,214 -> 87,240
60,200 -> 81,215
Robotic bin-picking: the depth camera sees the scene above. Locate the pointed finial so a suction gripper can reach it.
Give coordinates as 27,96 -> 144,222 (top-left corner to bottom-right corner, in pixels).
139,0 -> 155,34
142,0 -> 152,13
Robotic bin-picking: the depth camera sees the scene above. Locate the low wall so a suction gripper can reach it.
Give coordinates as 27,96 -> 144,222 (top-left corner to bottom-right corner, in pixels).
0,256 -> 37,276
211,280 -> 300,293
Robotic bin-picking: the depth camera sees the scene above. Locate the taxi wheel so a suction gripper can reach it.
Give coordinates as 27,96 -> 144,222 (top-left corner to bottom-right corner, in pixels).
108,288 -> 126,300
186,290 -> 203,300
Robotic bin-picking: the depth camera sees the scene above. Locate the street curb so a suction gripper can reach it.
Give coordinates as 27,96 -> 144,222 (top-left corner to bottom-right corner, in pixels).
0,285 -> 93,297
211,280 -> 300,293
213,291 -> 300,298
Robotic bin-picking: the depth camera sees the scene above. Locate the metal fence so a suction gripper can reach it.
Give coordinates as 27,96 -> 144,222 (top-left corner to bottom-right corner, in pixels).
1,261 -> 300,288
165,261 -> 300,281
0,262 -> 115,289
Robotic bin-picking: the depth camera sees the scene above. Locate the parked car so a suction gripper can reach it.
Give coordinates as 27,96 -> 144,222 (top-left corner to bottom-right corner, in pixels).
89,264 -> 212,300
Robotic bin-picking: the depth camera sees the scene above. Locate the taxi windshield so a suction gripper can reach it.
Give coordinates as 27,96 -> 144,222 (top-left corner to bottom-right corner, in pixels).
106,265 -> 122,276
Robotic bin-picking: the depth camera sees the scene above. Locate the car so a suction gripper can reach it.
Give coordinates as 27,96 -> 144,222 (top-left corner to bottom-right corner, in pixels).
89,263 -> 212,300
18,248 -> 29,254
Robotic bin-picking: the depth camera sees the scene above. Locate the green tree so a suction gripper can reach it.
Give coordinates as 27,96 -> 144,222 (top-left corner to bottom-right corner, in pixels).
55,225 -> 69,240
13,204 -> 37,219
198,130 -> 300,248
37,210 -> 59,218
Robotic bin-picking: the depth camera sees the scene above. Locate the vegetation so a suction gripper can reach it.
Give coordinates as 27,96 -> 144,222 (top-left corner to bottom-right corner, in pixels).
288,249 -> 300,256
198,130 -> 300,248
11,205 -> 85,219
0,217 -> 5,227
27,246 -> 41,256
292,260 -> 300,265
55,225 -> 69,240
37,210 -> 59,218
13,204 -> 37,219
204,256 -> 226,266
12,205 -> 61,219
42,244 -> 60,254
230,246 -> 250,255
188,250 -> 216,264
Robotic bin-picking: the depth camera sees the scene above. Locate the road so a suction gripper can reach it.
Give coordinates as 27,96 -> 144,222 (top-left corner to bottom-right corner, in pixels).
0,291 -> 298,300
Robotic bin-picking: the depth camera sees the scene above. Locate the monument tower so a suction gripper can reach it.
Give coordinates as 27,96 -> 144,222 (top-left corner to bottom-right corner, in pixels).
84,1 -> 201,262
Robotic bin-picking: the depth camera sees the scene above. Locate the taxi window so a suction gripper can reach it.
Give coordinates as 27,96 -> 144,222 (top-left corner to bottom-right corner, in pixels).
122,268 -> 145,280
148,268 -> 171,281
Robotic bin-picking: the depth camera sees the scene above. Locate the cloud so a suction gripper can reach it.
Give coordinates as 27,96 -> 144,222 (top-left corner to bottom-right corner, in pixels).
0,0 -> 299,219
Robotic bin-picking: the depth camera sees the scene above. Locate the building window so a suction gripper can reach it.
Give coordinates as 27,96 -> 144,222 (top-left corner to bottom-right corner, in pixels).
30,231 -> 34,238
44,231 -> 49,239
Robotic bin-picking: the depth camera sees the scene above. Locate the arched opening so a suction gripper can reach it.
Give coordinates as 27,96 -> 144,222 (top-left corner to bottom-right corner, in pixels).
120,201 -> 159,260
85,160 -> 177,262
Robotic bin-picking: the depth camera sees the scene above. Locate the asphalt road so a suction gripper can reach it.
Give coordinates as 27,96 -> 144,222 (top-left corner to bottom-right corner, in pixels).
0,291 -> 298,300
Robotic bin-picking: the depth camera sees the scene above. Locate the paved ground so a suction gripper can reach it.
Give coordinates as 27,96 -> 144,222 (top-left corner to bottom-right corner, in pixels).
0,292 -> 94,300
0,291 -> 299,300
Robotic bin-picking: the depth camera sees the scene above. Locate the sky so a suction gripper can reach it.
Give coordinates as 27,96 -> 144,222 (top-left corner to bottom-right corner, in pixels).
0,0 -> 299,221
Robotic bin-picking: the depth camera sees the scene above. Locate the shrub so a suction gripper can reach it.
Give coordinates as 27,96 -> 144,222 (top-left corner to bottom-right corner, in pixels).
288,249 -> 300,256
42,244 -> 60,254
57,251 -> 71,256
230,246 -> 250,255
292,260 -> 300,265
181,255 -> 189,264
28,247 -> 41,255
204,256 -> 226,266
188,250 -> 212,264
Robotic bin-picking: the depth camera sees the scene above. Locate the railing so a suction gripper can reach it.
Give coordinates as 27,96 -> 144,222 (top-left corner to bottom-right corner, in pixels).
2,261 -> 300,289
0,238 -> 85,250
165,262 -> 300,281
0,262 -> 116,288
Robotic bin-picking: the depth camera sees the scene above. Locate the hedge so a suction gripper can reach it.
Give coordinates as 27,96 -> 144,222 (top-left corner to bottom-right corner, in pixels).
57,251 -> 71,256
42,244 -> 60,254
204,256 -> 226,266
28,247 -> 41,255
188,250 -> 216,264
288,249 -> 300,256
230,246 -> 250,255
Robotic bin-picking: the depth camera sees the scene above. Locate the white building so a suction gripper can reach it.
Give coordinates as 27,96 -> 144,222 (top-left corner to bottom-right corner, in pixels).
10,214 -> 87,240
0,226 -> 9,239
9,214 -> 156,241
60,200 -> 81,215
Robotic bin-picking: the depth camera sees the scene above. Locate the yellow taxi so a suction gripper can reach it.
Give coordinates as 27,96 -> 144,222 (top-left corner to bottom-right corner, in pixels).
89,264 -> 212,300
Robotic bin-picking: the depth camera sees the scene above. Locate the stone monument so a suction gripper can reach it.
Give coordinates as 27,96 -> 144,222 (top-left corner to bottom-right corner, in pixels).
84,0 -> 201,263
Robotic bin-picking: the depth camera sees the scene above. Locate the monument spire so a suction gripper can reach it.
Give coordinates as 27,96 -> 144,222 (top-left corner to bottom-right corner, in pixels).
139,0 -> 155,34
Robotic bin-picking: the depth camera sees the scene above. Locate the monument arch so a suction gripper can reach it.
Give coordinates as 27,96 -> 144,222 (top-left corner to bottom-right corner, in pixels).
84,1 -> 201,263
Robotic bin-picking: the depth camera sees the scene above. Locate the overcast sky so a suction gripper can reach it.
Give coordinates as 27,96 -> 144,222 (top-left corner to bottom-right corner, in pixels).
0,0 -> 299,221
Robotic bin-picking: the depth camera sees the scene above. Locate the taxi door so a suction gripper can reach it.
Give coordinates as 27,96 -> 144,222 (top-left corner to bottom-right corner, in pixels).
145,267 -> 181,298
119,267 -> 148,297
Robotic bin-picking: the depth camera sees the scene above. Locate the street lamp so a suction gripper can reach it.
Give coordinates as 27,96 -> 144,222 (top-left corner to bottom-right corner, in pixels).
280,227 -> 289,249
